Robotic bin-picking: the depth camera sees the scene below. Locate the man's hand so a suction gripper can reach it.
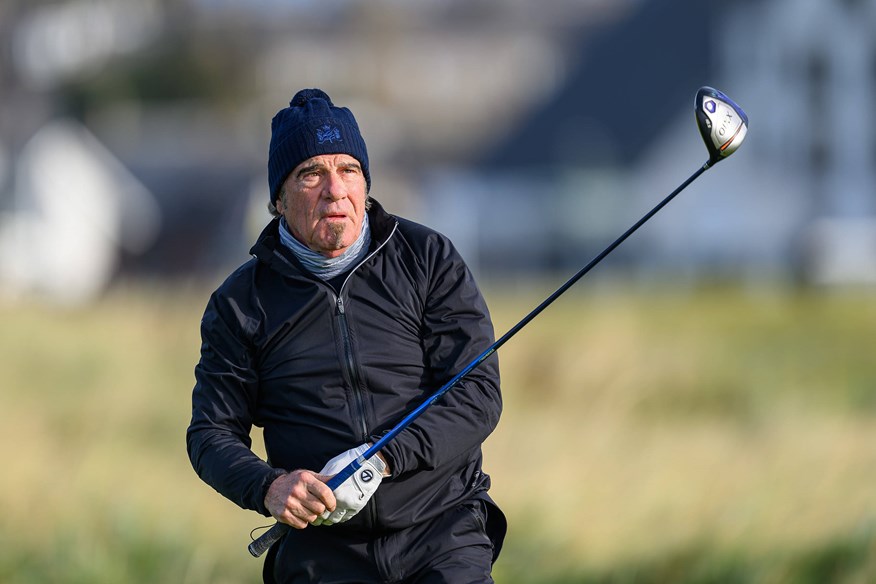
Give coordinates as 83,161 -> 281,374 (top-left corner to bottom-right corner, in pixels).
264,470 -> 335,529
312,444 -> 387,526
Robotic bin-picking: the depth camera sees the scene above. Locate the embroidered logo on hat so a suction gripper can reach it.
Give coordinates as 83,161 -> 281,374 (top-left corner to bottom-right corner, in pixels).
317,124 -> 342,145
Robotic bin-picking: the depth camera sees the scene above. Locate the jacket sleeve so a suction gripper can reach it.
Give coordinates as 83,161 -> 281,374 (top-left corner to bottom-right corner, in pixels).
376,236 -> 502,476
186,291 -> 280,516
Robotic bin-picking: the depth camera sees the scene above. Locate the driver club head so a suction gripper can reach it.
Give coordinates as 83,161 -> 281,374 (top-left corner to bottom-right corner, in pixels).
695,87 -> 749,167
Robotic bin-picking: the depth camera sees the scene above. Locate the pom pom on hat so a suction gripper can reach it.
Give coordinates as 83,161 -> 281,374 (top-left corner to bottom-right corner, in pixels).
268,89 -> 370,204
290,88 -> 333,107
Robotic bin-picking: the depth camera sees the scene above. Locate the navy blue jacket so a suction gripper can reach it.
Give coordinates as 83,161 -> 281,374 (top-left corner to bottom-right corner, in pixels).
187,199 -> 502,535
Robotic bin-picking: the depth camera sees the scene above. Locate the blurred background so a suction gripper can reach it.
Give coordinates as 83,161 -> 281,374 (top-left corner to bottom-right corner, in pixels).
1,0 -> 876,582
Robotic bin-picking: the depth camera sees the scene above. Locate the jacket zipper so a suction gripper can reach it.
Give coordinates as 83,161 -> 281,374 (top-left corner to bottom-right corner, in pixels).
333,221 -> 398,528
333,220 -> 399,440
336,295 -> 369,441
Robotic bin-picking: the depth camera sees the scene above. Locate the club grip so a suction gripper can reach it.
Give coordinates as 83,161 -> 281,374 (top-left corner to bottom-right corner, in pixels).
247,467 -> 353,557
248,522 -> 289,557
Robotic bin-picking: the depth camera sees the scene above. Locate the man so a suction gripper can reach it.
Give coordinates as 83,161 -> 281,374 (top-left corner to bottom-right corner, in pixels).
187,88 -> 506,583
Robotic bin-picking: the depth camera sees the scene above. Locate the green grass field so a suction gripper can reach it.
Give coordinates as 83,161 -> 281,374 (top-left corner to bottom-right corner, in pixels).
1,283 -> 875,583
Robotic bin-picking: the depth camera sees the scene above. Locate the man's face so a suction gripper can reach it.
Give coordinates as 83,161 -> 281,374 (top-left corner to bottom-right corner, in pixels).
277,154 -> 368,258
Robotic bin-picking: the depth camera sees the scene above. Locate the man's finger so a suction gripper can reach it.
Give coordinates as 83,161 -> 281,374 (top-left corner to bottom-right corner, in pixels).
279,508 -> 310,530
298,497 -> 328,518
309,473 -> 337,510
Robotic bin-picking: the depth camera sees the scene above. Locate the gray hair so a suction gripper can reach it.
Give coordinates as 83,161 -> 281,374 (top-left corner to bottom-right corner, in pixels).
267,188 -> 284,218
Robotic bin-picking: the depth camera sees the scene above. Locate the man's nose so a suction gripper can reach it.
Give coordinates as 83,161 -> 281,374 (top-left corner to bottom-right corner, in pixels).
323,170 -> 346,199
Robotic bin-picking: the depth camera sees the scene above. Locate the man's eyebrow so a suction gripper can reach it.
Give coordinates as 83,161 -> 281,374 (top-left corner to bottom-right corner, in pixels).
295,161 -> 360,177
295,163 -> 324,178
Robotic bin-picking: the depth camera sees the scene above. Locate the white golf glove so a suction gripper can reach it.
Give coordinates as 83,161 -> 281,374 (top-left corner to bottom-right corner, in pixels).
312,444 -> 386,526
318,443 -> 370,476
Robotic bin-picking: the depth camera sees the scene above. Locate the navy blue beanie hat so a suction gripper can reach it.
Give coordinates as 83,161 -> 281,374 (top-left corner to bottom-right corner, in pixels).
268,88 -> 370,205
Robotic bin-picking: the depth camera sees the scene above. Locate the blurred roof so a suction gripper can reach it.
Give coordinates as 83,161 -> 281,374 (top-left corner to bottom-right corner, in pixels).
481,0 -> 712,169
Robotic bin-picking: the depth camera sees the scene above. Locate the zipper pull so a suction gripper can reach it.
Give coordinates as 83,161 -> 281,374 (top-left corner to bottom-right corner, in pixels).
337,296 -> 345,315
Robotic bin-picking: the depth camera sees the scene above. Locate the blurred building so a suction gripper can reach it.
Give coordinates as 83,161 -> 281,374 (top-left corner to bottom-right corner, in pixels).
724,0 -> 876,286
425,0 -> 876,286
0,0 -> 874,303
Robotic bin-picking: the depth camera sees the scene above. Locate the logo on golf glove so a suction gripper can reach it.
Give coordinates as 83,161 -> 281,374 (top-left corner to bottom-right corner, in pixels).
312,444 -> 386,526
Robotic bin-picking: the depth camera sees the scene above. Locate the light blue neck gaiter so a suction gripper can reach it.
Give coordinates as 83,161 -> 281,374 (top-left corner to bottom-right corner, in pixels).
279,214 -> 371,281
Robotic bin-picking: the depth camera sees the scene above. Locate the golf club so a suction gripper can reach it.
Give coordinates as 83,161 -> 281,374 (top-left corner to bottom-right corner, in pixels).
248,86 -> 749,558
